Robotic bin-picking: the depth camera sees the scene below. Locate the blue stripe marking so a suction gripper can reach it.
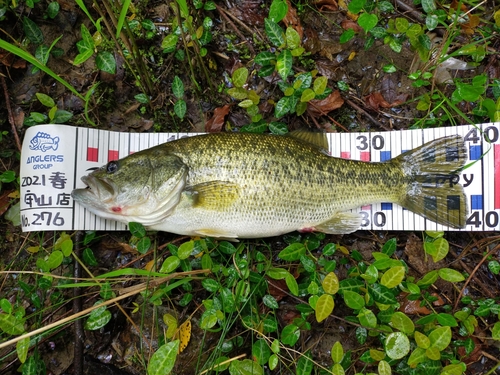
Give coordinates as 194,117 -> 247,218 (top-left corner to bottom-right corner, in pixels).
380,151 -> 391,161
469,145 -> 482,160
381,203 -> 393,210
471,195 -> 483,210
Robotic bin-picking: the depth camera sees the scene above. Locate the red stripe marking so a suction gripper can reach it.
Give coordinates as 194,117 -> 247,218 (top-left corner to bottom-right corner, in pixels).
495,145 -> 500,209
341,151 -> 350,159
87,147 -> 98,162
362,205 -> 371,210
360,152 -> 370,161
108,150 -> 119,162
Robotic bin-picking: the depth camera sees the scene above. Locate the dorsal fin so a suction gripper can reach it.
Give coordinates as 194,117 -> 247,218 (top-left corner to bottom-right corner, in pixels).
288,130 -> 329,152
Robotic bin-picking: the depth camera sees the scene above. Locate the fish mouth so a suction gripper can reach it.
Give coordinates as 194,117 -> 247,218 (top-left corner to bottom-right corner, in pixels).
77,175 -> 117,203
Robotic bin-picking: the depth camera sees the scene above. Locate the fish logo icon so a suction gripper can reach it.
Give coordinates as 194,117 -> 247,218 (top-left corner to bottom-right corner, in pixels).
29,132 -> 60,152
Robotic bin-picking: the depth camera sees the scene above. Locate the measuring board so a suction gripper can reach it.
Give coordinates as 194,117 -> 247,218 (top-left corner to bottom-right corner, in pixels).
20,123 -> 500,233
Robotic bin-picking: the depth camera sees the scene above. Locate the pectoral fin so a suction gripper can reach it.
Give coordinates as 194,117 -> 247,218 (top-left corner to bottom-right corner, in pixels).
187,181 -> 240,211
194,229 -> 239,240
312,211 -> 363,234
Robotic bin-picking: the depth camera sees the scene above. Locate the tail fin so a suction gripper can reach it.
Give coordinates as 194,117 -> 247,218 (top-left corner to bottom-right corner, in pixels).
394,135 -> 468,229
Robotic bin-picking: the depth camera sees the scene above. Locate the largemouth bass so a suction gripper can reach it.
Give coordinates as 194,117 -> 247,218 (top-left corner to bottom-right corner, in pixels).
71,132 -> 468,238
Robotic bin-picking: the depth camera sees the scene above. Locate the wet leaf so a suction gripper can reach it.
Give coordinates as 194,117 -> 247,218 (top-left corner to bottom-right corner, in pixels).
368,283 -> 397,304
255,51 -> 276,66
160,256 -> 180,274
147,341 -> 179,375
268,121 -> 288,134
178,240 -> 194,259
279,243 -> 306,261
85,305 -> 111,330
385,332 -> 410,359
265,19 -> 285,47
276,49 -> 292,80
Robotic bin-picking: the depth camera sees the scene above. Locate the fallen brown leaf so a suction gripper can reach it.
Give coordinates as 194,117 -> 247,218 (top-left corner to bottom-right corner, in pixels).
0,190 -> 14,217
314,0 -> 339,12
341,19 -> 362,32
205,104 -> 230,132
364,92 -> 407,111
307,90 -> 344,117
400,298 -> 432,315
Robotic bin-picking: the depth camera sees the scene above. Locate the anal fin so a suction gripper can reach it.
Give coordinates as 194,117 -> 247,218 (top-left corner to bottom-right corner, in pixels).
310,211 -> 363,234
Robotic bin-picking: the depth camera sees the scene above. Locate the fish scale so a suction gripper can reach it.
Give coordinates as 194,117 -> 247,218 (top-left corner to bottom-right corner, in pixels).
72,131 -> 467,238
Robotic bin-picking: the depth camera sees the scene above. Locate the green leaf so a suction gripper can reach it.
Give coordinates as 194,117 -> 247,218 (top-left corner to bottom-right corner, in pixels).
381,266 -> 405,288
436,313 -> 458,327
34,44 -> 49,66
417,270 -> 438,286
313,76 -> 328,95
172,76 -> 184,99
340,29 -> 355,44
129,222 -> 146,237
52,109 -> 73,123
438,268 -> 465,282
395,17 -> 409,32
47,2 -> 60,18
414,331 -> 430,349
136,237 -> 151,254
160,256 -> 181,274
322,272 -> 340,295
161,34 -> 179,53
23,17 -> 44,44
268,121 -> 288,135
331,341 -> 344,363
178,240 -> 194,260
16,336 -> 30,363
368,283 -> 397,304
300,88 -> 315,103
428,326 -> 451,350
60,239 -> 73,257
385,332 -> 410,359
488,260 -> 500,275
275,96 -> 291,118
357,307 -> 377,328
219,241 -> 237,254
263,294 -> 279,309
240,121 -> 268,133
390,311 -> 415,334
407,347 -> 426,367
265,18 -> 285,47
421,0 -> 436,13
381,238 -> 397,256
85,305 -> 112,330
147,341 -> 179,375
276,49 -> 292,80
348,0 -> 366,14
232,67 -> 249,88
0,313 -> 25,334
174,100 -> 187,119
46,250 -> 63,270
358,13 -> 378,33
285,27 -> 301,49
492,321 -> 500,340
285,273 -> 299,296
252,340 -> 271,365
267,267 -> 288,280
430,237 -> 449,262
378,360 -> 391,375
95,51 -> 116,74
426,14 -> 438,30
296,350 -> 313,375
278,243 -> 306,261
255,51 -> 276,66
229,359 -> 264,375
268,0 -> 288,23
343,290 -> 365,310
281,324 -> 300,346
35,93 -> 55,108
227,87 -> 248,100
315,294 -> 334,322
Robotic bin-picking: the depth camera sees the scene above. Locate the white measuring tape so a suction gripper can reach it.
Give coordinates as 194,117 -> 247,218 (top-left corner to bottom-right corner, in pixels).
20,123 -> 500,232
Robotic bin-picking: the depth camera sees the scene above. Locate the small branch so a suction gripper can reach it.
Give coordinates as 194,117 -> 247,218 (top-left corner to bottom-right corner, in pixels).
0,67 -> 22,152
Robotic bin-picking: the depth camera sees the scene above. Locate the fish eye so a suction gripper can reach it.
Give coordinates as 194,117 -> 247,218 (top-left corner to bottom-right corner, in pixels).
106,161 -> 119,174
